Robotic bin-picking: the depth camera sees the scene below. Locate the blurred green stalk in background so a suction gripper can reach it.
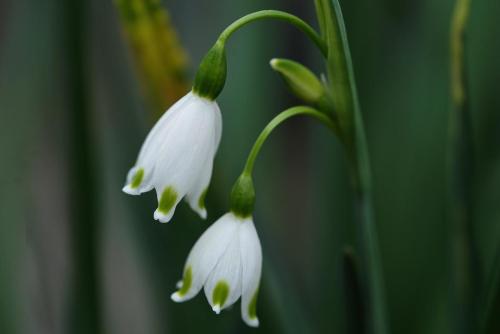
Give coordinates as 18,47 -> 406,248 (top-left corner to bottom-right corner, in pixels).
342,248 -> 365,334
64,1 -> 102,333
483,244 -> 500,333
448,0 -> 481,333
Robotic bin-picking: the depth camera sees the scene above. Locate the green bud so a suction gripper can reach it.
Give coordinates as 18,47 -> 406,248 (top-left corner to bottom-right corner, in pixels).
270,58 -> 324,104
229,173 -> 255,218
193,40 -> 227,100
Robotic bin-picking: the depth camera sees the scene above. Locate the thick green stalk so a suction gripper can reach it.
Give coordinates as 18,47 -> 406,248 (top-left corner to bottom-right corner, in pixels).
218,10 -> 327,57
448,0 -> 480,333
315,1 -> 389,333
64,1 -> 102,333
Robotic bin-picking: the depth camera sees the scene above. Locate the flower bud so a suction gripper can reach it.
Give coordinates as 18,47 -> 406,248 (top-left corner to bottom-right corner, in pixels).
230,174 -> 255,218
193,41 -> 227,100
270,58 -> 324,104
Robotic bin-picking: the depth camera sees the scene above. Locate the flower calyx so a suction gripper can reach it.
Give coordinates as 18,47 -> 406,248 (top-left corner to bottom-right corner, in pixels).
229,173 -> 255,219
193,40 -> 227,100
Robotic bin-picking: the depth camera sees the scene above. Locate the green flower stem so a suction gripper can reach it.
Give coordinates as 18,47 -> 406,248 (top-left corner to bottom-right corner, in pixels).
315,1 -> 389,333
242,106 -> 335,176
449,0 -> 481,333
218,10 -> 327,57
314,0 -> 327,39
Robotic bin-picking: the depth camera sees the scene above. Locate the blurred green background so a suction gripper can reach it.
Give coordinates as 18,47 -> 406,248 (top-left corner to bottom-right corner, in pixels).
1,0 -> 499,333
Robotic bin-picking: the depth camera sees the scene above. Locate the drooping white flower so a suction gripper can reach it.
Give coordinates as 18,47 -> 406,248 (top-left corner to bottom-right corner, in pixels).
122,91 -> 222,223
171,212 -> 262,327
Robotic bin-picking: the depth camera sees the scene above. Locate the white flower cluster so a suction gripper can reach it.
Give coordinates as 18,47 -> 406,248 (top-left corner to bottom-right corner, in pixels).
123,91 -> 262,327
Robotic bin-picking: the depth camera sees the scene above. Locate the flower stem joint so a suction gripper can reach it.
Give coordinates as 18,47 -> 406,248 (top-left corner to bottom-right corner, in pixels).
230,173 -> 256,219
193,41 -> 227,101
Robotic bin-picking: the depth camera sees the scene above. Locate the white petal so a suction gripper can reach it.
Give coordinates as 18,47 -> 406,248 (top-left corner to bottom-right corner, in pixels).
122,166 -> 150,195
185,159 -> 213,219
122,93 -> 191,194
171,213 -> 238,302
212,101 -> 223,150
153,202 -> 180,223
151,94 -> 220,222
204,215 -> 244,312
152,185 -> 182,223
184,101 -> 222,219
239,217 -> 262,327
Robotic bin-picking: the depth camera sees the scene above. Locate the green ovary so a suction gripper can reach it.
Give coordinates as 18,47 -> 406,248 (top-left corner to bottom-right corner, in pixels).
158,186 -> 178,214
130,168 -> 144,189
248,289 -> 259,319
178,266 -> 192,296
212,281 -> 230,308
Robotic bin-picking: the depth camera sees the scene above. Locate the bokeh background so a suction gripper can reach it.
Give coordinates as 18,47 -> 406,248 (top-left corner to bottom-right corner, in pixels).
1,0 -> 499,333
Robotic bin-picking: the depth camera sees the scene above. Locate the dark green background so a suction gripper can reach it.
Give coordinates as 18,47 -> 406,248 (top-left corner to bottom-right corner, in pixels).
1,0 -> 499,333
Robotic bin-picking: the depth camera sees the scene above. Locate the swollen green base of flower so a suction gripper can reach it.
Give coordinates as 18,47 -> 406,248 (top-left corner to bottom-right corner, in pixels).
229,174 -> 255,218
193,41 -> 227,100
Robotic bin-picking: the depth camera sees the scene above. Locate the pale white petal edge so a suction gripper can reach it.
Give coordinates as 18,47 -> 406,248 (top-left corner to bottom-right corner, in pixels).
239,217 -> 262,327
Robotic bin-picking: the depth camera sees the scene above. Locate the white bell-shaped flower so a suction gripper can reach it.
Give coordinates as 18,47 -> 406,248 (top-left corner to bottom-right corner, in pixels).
122,91 -> 222,223
171,212 -> 262,327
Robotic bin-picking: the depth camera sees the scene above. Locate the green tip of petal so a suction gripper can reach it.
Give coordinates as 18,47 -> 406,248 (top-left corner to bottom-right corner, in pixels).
178,266 -> 192,297
212,280 -> 230,310
198,188 -> 208,210
158,186 -> 178,214
248,289 -> 259,320
130,168 -> 144,189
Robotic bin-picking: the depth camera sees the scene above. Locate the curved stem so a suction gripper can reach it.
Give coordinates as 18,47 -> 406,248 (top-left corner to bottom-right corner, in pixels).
243,106 -> 334,176
218,10 -> 327,57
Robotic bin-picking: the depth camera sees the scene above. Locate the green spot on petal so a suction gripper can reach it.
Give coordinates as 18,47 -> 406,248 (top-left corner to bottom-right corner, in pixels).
178,266 -> 192,297
130,168 -> 144,189
198,188 -> 208,210
248,289 -> 259,319
212,281 -> 230,309
158,186 -> 178,214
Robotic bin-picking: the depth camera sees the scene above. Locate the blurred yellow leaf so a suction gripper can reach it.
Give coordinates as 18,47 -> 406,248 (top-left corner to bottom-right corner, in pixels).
115,0 -> 190,119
